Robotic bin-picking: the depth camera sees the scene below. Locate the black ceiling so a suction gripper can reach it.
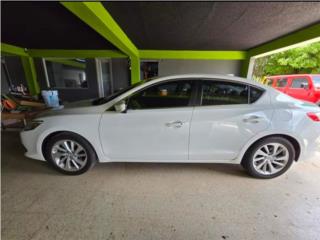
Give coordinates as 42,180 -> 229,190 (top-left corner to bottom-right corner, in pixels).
103,2 -> 320,50
1,2 -> 320,51
1,1 -> 116,50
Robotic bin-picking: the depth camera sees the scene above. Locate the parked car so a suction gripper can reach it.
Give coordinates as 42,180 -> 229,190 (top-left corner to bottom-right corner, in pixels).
263,74 -> 320,105
20,75 -> 320,179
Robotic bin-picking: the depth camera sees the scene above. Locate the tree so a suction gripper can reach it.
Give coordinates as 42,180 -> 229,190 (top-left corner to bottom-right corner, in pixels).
252,42 -> 320,81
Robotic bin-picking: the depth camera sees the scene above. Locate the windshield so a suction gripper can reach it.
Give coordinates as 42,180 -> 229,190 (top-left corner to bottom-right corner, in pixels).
92,80 -> 146,105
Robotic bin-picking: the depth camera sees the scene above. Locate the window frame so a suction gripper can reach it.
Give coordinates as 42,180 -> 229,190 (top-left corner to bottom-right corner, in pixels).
44,59 -> 89,90
196,79 -> 265,107
125,79 -> 199,110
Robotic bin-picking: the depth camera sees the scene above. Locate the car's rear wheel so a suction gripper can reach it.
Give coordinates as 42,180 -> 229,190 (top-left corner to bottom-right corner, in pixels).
44,132 -> 97,175
242,137 -> 295,179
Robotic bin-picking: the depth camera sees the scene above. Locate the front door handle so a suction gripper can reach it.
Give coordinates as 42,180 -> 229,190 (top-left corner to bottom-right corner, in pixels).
165,121 -> 184,128
243,115 -> 261,123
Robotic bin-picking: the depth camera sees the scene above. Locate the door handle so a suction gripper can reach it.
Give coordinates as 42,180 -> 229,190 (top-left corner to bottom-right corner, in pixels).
243,115 -> 261,123
165,121 -> 184,128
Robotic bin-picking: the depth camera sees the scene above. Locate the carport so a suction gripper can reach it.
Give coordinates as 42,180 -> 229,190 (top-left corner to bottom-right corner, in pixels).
2,2 -> 320,96
1,2 -> 320,239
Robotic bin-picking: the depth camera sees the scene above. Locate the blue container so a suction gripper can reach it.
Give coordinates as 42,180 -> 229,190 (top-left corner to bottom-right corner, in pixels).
41,90 -> 60,108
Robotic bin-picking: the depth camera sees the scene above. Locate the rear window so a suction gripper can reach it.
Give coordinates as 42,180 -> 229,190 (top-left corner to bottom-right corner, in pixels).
276,78 -> 288,87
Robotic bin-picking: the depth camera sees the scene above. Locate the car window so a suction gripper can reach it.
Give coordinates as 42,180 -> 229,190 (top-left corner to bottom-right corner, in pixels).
92,80 -> 146,105
201,81 -> 249,105
290,77 -> 309,89
127,80 -> 194,109
276,78 -> 288,88
312,76 -> 320,86
250,86 -> 265,103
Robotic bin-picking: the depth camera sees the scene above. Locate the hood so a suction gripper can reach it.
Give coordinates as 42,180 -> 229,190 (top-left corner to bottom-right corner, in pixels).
36,99 -> 104,118
63,99 -> 94,108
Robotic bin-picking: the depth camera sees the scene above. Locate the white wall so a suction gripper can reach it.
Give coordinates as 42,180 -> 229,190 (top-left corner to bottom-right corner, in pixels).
158,60 -> 242,77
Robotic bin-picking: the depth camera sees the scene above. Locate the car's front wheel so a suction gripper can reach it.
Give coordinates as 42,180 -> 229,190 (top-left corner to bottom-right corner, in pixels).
242,137 -> 295,179
44,132 -> 97,175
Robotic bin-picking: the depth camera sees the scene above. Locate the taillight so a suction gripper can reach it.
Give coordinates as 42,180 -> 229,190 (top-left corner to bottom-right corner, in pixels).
307,112 -> 320,122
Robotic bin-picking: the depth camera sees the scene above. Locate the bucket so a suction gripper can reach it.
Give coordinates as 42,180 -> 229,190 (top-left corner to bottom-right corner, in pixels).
41,90 -> 60,108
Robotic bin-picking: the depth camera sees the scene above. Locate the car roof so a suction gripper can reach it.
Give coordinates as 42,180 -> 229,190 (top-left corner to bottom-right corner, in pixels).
145,74 -> 264,88
267,74 -> 320,78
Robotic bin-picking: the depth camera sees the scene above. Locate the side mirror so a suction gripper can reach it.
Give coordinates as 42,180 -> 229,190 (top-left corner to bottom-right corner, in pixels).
114,101 -> 127,113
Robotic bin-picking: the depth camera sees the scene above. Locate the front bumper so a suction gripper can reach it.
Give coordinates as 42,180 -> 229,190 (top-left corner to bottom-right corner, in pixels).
20,130 -> 45,161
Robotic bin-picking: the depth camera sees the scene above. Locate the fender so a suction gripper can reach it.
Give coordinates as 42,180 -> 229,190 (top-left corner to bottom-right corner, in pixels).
36,126 -> 107,162
235,130 -> 304,164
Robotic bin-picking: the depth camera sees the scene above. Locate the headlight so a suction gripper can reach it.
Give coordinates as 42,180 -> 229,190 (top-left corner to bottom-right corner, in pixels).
24,120 -> 43,131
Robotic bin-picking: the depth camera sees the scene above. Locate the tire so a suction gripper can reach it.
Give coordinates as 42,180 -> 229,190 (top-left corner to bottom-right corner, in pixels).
43,132 -> 97,175
241,137 -> 295,179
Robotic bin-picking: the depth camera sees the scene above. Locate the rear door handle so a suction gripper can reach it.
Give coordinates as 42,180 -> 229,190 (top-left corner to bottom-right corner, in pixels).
243,115 -> 261,123
165,121 -> 184,128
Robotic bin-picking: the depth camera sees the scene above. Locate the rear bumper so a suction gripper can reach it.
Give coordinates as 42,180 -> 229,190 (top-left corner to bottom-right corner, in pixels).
298,123 -> 320,161
300,137 -> 320,161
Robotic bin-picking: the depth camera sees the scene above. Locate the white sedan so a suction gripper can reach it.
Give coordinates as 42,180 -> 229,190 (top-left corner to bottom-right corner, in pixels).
20,74 -> 320,178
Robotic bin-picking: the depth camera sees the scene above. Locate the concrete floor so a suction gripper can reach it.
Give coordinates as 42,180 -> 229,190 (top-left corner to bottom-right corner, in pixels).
1,131 -> 320,240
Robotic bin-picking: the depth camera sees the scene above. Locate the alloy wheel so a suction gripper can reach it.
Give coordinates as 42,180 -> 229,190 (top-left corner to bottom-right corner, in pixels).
51,140 -> 88,172
252,143 -> 289,175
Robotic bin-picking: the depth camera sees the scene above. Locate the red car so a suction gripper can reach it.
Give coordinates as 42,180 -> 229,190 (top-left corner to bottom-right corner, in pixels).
265,74 -> 320,105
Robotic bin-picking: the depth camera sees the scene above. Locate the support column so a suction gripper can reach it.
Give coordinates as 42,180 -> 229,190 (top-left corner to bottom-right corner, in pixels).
21,56 -> 40,96
130,56 -> 140,84
240,54 -> 251,78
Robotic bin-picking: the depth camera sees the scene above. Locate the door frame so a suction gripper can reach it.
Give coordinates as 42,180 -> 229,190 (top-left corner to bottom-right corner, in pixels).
96,58 -> 113,98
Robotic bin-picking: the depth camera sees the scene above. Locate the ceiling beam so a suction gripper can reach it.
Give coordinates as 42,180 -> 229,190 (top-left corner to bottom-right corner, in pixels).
28,49 -> 127,58
139,50 -> 247,60
61,2 -> 140,83
241,23 -> 320,78
60,2 -> 139,58
247,23 -> 320,57
1,43 -> 29,57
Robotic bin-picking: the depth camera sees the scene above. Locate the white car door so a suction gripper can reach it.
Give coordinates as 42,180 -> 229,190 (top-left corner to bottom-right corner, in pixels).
189,80 -> 273,161
100,80 -> 195,161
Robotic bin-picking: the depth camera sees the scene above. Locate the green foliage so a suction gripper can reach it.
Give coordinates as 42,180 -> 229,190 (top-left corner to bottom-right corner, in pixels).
253,42 -> 320,81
